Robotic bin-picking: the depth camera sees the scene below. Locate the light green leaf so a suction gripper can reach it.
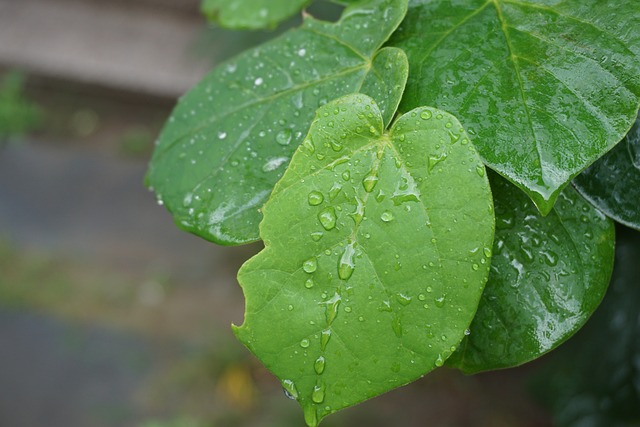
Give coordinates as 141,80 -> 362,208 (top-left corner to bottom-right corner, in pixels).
389,0 -> 640,214
574,112 -> 640,230
201,0 -> 311,30
147,0 -> 408,245
234,94 -> 494,426
447,173 -> 615,374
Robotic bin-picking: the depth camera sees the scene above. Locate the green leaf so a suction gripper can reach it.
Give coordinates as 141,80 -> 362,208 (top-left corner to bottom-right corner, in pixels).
574,112 -> 640,230
389,0 -> 640,214
234,94 -> 494,426
147,0 -> 409,245
532,226 -> 640,426
201,0 -> 311,30
447,173 -> 615,374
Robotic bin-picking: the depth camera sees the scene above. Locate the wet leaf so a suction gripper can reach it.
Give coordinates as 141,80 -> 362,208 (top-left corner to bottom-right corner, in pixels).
234,94 -> 494,426
574,112 -> 640,230
147,0 -> 408,245
532,226 -> 640,427
447,173 -> 615,374
201,0 -> 311,30
390,0 -> 640,214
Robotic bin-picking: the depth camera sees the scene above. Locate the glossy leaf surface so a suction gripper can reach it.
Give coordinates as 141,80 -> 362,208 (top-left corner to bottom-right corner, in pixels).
533,226 -> 640,427
202,0 -> 310,30
147,0 -> 408,245
390,0 -> 640,214
447,174 -> 615,374
235,94 -> 494,426
574,112 -> 640,230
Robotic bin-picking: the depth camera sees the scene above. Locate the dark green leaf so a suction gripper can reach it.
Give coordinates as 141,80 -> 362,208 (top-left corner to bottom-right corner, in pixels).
235,94 -> 494,426
532,226 -> 640,427
201,0 -> 311,30
574,112 -> 640,230
447,173 -> 615,374
389,0 -> 640,214
147,0 -> 408,245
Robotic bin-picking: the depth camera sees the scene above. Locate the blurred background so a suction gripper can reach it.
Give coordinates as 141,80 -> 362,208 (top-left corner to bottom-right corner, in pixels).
0,0 -> 638,426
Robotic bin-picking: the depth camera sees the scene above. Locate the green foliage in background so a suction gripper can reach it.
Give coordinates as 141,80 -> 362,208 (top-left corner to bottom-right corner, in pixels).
147,0 -> 640,425
0,71 -> 42,141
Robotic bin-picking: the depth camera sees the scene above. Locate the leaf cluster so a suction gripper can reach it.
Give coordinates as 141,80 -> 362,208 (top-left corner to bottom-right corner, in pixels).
146,0 -> 640,425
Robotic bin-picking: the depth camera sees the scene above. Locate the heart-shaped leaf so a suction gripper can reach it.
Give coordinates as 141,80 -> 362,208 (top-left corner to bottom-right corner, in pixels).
389,0 -> 640,214
147,0 -> 408,245
574,112 -> 640,230
202,0 -> 311,30
234,94 -> 494,426
447,173 -> 615,374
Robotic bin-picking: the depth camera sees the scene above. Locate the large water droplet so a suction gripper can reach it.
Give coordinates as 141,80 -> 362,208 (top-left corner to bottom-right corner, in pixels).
318,207 -> 337,230
428,153 -> 447,171
434,295 -> 446,308
363,172 -> 379,193
420,110 -> 432,120
396,293 -> 412,306
314,356 -> 326,375
276,129 -> 292,146
325,293 -> 341,324
308,191 -> 324,206
321,329 -> 332,350
391,315 -> 402,337
303,258 -> 318,273
300,338 -> 310,348
381,211 -> 394,222
312,383 -> 326,403
282,379 -> 299,400
338,241 -> 356,280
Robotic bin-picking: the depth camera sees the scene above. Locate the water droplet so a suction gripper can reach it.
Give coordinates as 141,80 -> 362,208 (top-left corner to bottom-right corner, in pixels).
483,247 -> 492,258
311,232 -> 323,241
338,241 -> 356,280
418,294 -> 426,301
314,356 -> 326,375
318,207 -> 337,230
308,191 -> 324,206
363,172 -> 379,193
476,166 -> 485,177
325,293 -> 341,324
276,129 -> 292,146
282,379 -> 299,400
303,138 -> 315,153
428,153 -> 447,171
435,354 -> 444,367
391,315 -> 402,337
381,211 -> 394,222
300,338 -> 310,348
321,329 -> 332,350
434,295 -> 446,308
217,131 -> 227,140
472,263 -> 479,271
303,258 -> 317,273
328,183 -> 341,200
312,383 -> 326,403
342,170 -> 351,181
254,77 -> 263,86
305,278 -> 315,289
396,293 -> 412,306
464,328 -> 471,336
420,110 -> 432,120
